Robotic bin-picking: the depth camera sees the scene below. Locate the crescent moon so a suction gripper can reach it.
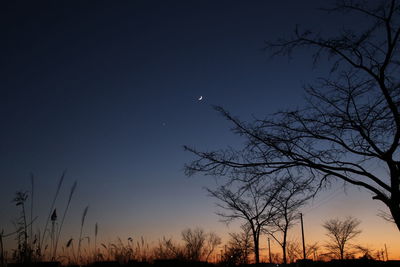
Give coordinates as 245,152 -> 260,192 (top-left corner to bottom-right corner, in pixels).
198,96 -> 203,101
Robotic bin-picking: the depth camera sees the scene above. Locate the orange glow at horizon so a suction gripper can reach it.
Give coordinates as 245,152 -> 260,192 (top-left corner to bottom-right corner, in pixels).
87,190 -> 400,261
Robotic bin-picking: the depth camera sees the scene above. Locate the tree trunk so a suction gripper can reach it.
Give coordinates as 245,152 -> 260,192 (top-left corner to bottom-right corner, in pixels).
252,230 -> 260,264
389,202 -> 400,231
282,240 -> 287,264
282,225 -> 288,264
388,162 -> 400,232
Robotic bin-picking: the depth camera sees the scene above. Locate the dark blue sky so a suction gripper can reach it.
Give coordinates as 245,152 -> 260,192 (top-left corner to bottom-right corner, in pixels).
1,0 -> 326,177
2,0 -> 396,253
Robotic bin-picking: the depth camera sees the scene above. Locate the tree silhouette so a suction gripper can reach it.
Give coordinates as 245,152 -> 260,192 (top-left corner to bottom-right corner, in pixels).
286,241 -> 302,264
322,216 -> 362,259
181,227 -> 221,262
207,178 -> 281,264
152,228 -> 220,262
222,225 -> 253,266
181,228 -> 206,261
204,232 -> 222,262
153,237 -> 184,260
265,175 -> 313,264
306,242 -> 320,261
185,0 -> 400,231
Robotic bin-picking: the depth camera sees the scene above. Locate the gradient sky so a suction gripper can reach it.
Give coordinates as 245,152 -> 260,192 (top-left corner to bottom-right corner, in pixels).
1,0 -> 399,260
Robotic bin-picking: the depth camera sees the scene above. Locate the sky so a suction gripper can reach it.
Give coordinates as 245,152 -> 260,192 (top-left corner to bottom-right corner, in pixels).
1,0 -> 399,260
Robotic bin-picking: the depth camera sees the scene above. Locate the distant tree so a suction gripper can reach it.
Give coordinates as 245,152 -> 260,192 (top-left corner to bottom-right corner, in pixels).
181,227 -> 221,262
306,242 -> 320,261
204,232 -> 221,262
323,217 -> 362,259
270,252 -> 282,264
152,229 -> 221,262
153,237 -> 184,260
286,241 -> 321,262
207,178 -> 281,264
185,0 -> 400,231
354,244 -> 375,259
286,241 -> 302,263
181,228 -> 206,261
222,225 -> 253,266
265,175 -> 313,264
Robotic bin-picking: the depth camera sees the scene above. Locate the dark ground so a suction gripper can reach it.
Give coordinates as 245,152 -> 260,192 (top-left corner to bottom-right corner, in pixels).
5,258 -> 400,267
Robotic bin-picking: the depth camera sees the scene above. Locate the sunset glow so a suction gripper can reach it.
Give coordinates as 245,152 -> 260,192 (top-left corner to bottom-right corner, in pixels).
1,0 -> 400,266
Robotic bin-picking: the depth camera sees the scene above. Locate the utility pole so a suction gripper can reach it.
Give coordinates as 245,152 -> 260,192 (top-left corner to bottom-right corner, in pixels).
268,237 -> 272,263
300,213 -> 306,259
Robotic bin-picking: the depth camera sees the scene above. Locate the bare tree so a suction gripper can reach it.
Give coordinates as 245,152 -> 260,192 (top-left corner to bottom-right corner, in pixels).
222,225 -> 253,266
286,241 -> 301,263
204,232 -> 221,262
322,216 -> 362,259
354,244 -> 375,259
286,241 -> 317,263
306,242 -> 320,261
181,228 -> 206,261
265,175 -> 313,264
153,237 -> 184,260
181,227 -> 221,262
207,179 -> 280,264
185,0 -> 400,231
152,229 -> 220,262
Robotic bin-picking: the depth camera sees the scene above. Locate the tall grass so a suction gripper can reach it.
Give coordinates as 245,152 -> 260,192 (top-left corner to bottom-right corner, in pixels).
2,173 -> 87,265
77,206 -> 89,263
0,230 -> 4,267
94,223 -> 98,262
65,238 -> 75,265
50,209 -> 57,256
13,191 -> 30,263
41,171 -> 66,252
2,174 -> 234,265
29,174 -> 34,251
53,180 -> 77,259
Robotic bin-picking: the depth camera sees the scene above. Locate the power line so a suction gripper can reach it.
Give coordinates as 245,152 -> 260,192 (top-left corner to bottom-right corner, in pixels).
302,186 -> 344,215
